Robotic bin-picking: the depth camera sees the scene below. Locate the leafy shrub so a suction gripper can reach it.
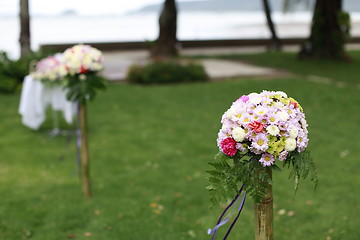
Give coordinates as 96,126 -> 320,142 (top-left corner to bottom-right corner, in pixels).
0,49 -> 55,94
0,75 -> 19,93
127,61 -> 208,84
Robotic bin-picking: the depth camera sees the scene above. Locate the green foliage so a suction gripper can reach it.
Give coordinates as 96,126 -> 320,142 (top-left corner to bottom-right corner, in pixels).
207,150 -> 318,205
337,11 -> 351,41
0,75 -> 19,94
64,72 -> 107,104
283,150 -> 318,192
0,51 -> 21,94
127,61 -> 208,84
0,49 -> 55,94
207,152 -> 276,205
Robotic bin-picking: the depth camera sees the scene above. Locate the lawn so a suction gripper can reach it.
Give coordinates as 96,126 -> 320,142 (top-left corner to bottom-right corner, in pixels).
0,51 -> 359,240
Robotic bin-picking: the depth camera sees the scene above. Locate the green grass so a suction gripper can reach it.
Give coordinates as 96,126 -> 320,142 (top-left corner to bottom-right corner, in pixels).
0,51 -> 359,239
195,50 -> 360,86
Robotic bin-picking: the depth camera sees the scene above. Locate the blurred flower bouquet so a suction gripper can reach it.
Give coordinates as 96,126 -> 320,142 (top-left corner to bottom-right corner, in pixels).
31,54 -> 67,86
63,44 -> 106,103
207,91 -> 317,239
62,44 -> 107,198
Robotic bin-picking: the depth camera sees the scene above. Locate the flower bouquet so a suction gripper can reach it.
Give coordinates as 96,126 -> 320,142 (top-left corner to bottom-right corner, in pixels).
62,44 -> 107,197
207,91 -> 317,240
31,54 -> 67,86
63,44 -> 106,103
29,53 -> 73,136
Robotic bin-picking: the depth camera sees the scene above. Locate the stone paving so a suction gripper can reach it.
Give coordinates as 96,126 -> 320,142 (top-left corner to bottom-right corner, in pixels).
101,44 -> 360,81
101,46 -> 290,81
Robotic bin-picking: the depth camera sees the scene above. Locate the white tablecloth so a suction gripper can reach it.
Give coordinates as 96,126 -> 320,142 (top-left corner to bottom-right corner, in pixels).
19,75 -> 76,130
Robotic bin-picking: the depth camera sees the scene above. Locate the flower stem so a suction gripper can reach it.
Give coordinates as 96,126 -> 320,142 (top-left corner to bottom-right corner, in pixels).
79,102 -> 92,198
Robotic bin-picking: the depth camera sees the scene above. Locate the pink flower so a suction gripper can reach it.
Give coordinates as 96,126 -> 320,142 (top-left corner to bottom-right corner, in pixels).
238,95 -> 249,103
220,138 -> 237,156
249,121 -> 264,133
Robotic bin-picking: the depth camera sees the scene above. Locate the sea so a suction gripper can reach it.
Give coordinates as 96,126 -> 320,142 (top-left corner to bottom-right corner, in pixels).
1,11 -> 360,59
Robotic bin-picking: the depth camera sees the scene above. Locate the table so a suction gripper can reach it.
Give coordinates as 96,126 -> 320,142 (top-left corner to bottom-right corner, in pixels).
19,75 -> 76,130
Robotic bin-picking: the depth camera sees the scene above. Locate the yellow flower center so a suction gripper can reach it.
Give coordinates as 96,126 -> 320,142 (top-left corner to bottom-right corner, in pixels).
257,139 -> 264,146
269,117 -> 275,122
264,156 -> 271,162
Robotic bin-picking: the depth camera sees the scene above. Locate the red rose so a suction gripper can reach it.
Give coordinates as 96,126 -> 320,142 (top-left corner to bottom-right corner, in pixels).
80,65 -> 89,74
249,121 -> 264,133
220,138 -> 237,156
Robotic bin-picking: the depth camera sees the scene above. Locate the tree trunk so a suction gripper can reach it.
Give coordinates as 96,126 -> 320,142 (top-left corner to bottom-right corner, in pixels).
19,0 -> 31,58
262,0 -> 282,51
299,0 -> 348,59
79,103 -> 92,198
151,0 -> 178,59
254,168 -> 274,240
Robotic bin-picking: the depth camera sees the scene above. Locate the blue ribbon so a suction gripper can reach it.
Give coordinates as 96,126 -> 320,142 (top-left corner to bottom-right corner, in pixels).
208,184 -> 247,240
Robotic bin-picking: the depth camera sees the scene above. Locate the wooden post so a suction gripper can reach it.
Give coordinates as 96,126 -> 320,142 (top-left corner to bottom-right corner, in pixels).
254,168 -> 273,240
79,102 -> 92,198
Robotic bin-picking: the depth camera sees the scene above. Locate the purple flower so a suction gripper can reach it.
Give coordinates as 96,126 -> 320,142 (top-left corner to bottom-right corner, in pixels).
296,130 -> 309,152
278,151 -> 289,161
259,153 -> 275,166
236,143 -> 248,152
251,133 -> 269,152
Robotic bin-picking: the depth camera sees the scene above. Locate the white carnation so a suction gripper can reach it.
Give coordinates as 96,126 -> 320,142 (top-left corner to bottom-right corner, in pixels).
266,125 -> 280,136
277,111 -> 289,121
275,91 -> 288,98
249,97 -> 262,105
232,127 -> 246,142
226,107 -> 236,119
285,138 -> 297,151
289,127 -> 299,138
48,73 -> 56,81
91,63 -> 103,71
248,93 -> 262,105
79,74 -> 87,81
82,55 -> 92,66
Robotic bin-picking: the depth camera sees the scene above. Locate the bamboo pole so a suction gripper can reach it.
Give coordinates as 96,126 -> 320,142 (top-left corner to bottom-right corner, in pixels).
79,102 -> 92,198
254,168 -> 273,240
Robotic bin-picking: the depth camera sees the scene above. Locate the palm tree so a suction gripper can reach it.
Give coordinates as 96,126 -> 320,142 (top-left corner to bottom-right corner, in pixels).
150,0 -> 178,59
287,0 -> 350,59
262,0 -> 282,50
19,0 -> 31,58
